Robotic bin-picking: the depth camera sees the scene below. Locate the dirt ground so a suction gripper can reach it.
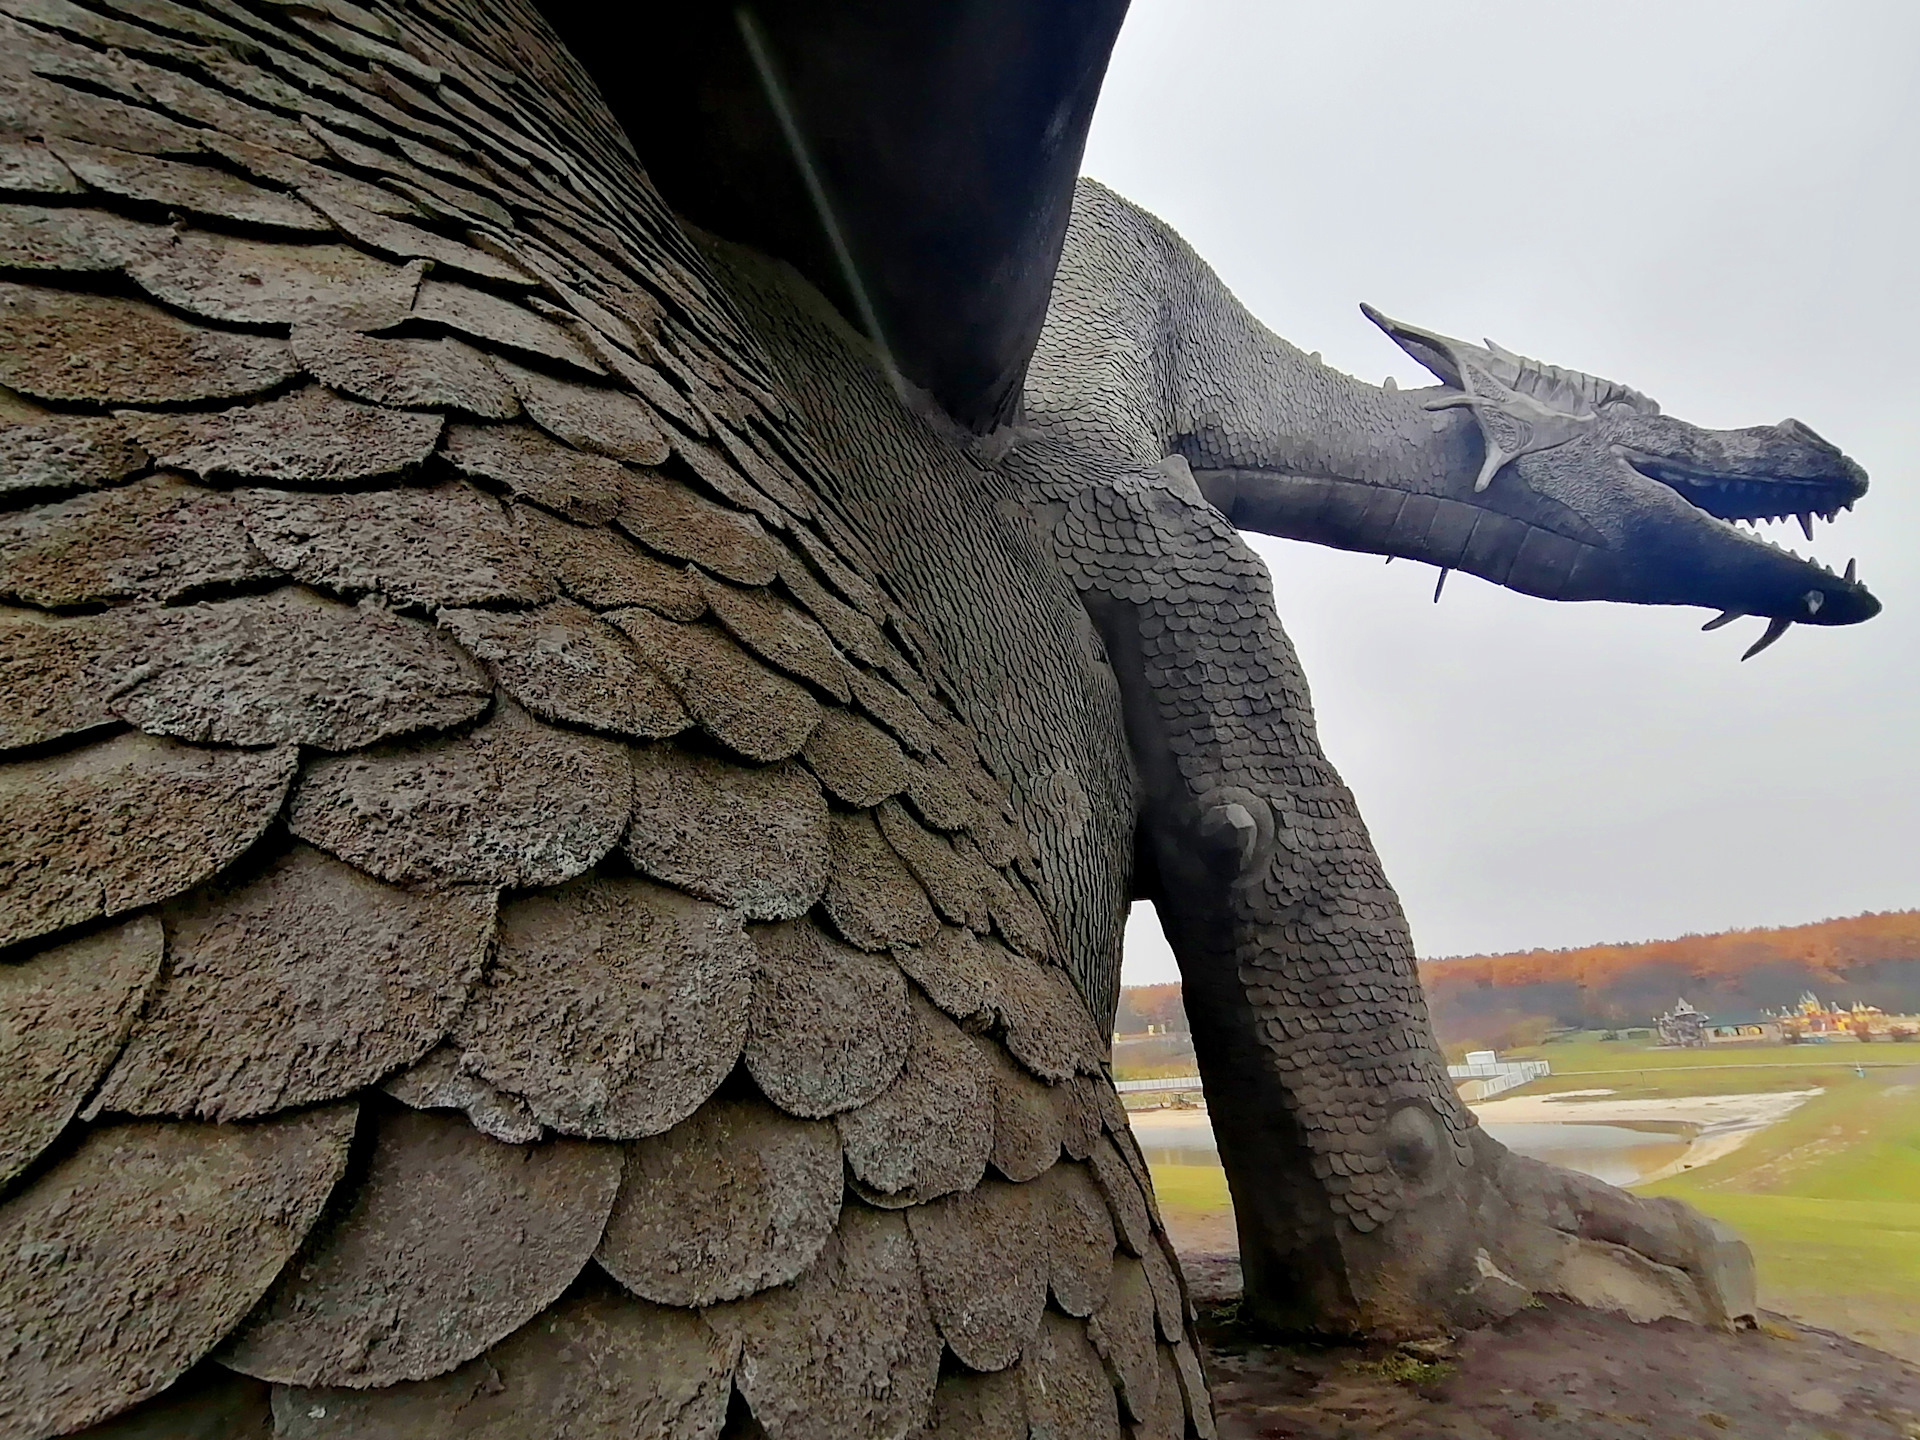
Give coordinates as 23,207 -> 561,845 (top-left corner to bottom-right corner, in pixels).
1184,1250 -> 1920,1440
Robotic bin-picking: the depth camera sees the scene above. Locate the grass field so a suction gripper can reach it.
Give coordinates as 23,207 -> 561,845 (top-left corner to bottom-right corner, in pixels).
1142,1036 -> 1920,1359
1630,1060 -> 1920,1360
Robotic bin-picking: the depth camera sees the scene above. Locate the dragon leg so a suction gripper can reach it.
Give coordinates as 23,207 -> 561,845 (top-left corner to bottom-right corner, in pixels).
1050,469 -> 1755,1335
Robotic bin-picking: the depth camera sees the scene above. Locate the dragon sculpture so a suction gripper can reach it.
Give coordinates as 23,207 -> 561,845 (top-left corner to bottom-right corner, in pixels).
0,3 -> 1878,1439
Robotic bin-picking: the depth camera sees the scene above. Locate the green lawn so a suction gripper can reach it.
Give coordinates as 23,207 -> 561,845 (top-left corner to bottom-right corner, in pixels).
1641,1068 -> 1920,1316
1142,1036 -> 1920,1357
1500,1036 -> 1914,1100
1150,1162 -> 1232,1216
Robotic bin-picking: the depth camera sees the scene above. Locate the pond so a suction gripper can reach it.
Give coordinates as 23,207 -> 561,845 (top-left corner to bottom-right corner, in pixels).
1131,1108 -> 1691,1191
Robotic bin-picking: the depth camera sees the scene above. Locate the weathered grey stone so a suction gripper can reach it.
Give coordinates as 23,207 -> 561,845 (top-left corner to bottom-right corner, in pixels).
744,918 -> 910,1119
269,1283 -> 737,1440
0,605 -> 128,751
222,1106 -> 623,1389
0,476 -> 276,607
491,353 -> 670,464
511,501 -> 707,617
1039,1160 -> 1118,1318
453,876 -> 755,1140
411,278 -> 607,374
1131,1346 -> 1189,1440
978,1032 -> 1063,1183
1087,1256 -> 1160,1424
597,1094 -> 843,1307
875,799 -> 991,932
133,386 -> 442,487
838,991 -> 992,1206
993,944 -> 1103,1082
706,1206 -> 941,1440
1054,1075 -> 1104,1163
383,1044 -> 541,1145
610,608 -> 822,762
0,200 -> 156,272
1089,1134 -> 1154,1259
894,923 -> 1001,1028
616,471 -> 783,585
625,744 -> 828,919
847,668 -> 939,757
0,732 -> 297,951
47,138 -> 325,229
822,808 -> 941,953
903,756 -> 973,831
441,600 -> 690,739
235,480 -> 550,608
110,589 -> 493,750
0,914 -> 162,1185
917,1368 -> 1027,1440
292,323 -> 519,418
288,699 -> 630,889
905,1178 -> 1048,1372
127,232 -> 423,328
982,863 -> 1056,960
0,414 -> 147,500
0,139 -> 78,194
701,573 -> 853,701
1142,1233 -> 1190,1343
1016,1311 -> 1123,1440
89,845 -> 493,1121
0,283 -> 297,404
299,186 -> 537,287
0,1107 -> 355,1439
802,706 -> 911,807
442,421 -> 633,524
1173,1338 -> 1217,1440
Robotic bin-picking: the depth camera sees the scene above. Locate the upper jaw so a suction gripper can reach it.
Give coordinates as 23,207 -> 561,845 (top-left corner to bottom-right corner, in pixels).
1619,448 -> 1867,528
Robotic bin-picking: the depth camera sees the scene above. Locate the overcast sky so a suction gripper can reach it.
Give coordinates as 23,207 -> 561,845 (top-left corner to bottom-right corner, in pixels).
1087,1 -> 1920,985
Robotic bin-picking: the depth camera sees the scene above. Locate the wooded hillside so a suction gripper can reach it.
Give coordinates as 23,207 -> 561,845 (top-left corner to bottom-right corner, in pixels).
1417,910 -> 1920,1048
1116,911 -> 1920,1048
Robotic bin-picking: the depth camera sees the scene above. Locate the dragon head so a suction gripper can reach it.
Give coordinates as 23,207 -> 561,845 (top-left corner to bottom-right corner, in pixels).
1361,305 -> 1877,655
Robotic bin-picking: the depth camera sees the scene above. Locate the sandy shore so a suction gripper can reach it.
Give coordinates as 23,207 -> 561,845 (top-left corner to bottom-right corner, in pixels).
1470,1088 -> 1822,1182
1132,1087 -> 1822,1186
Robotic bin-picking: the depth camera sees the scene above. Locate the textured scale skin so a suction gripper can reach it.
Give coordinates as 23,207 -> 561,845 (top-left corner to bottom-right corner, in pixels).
0,3 -> 1781,1436
1013,179 -> 1762,1334
0,4 -> 1194,1438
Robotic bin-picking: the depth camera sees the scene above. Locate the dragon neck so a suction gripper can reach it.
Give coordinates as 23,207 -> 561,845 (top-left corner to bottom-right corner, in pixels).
1026,180 -> 1478,500
1159,266 -> 1475,495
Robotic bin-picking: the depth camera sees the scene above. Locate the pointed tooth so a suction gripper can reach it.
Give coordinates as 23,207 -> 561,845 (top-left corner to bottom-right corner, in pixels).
1384,555 -> 1394,564
1798,513 -> 1814,541
1845,558 -> 1857,583
1433,568 -> 1450,603
1741,616 -> 1793,661
1701,610 -> 1744,632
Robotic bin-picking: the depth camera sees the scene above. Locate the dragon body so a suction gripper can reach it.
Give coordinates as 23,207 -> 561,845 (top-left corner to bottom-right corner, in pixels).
0,6 -> 1878,1439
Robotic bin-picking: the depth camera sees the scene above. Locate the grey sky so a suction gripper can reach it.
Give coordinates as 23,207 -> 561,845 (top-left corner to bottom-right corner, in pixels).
1088,0 -> 1920,984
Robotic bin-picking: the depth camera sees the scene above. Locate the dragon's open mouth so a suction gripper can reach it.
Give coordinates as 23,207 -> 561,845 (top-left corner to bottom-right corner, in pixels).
1620,451 -> 1858,529
1622,452 -> 1859,535
1611,442 -> 1875,649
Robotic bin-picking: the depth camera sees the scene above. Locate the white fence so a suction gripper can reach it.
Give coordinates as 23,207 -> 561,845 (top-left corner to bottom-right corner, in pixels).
1114,1057 -> 1550,1101
1448,1058 -> 1550,1102
1115,1075 -> 1204,1094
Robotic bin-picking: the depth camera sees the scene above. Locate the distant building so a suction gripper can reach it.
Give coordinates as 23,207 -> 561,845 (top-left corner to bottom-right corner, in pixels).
1656,998 -> 1709,1048
1705,1011 -> 1782,1044
1777,991 -> 1919,1042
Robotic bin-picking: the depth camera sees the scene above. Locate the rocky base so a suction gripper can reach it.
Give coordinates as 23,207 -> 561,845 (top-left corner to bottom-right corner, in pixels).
1199,1291 -> 1920,1440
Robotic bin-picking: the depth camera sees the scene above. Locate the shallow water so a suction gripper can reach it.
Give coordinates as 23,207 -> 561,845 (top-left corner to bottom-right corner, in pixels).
1132,1110 -> 1690,1190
